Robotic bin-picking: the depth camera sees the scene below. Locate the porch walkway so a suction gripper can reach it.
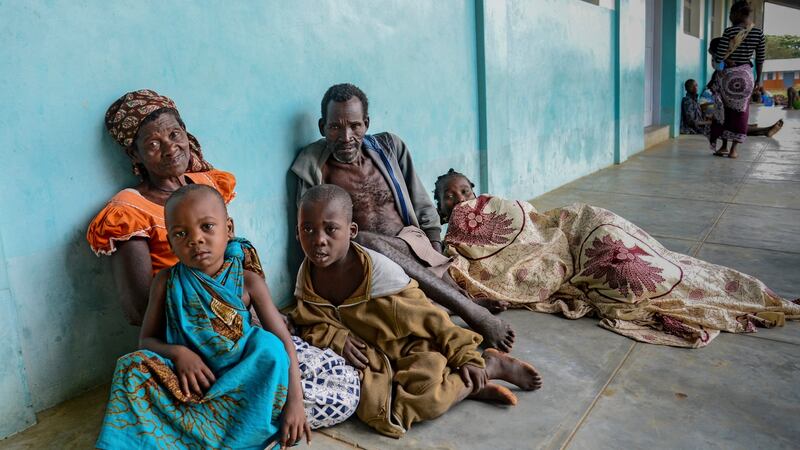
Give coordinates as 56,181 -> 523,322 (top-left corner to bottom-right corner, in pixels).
2,106 -> 798,449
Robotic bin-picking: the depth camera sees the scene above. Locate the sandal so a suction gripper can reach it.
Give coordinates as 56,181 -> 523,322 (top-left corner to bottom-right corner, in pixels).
713,150 -> 729,157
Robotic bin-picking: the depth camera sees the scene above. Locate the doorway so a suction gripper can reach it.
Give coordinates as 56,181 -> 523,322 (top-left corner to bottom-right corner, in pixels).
644,0 -> 662,127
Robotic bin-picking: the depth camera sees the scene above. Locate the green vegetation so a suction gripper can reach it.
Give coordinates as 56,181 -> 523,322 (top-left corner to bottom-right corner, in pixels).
765,35 -> 800,59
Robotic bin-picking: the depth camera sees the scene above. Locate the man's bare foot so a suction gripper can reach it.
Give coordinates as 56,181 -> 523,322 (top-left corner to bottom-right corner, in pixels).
483,348 -> 543,390
477,317 -> 515,352
767,119 -> 783,138
474,298 -> 511,314
468,383 -> 518,405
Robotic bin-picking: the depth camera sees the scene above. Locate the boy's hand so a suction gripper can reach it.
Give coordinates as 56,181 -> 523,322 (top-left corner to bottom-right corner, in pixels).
280,397 -> 311,448
172,346 -> 216,397
343,335 -> 369,370
459,363 -> 488,394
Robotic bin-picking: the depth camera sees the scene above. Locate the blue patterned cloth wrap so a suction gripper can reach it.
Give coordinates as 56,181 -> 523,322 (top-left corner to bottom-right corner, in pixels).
96,238 -> 289,449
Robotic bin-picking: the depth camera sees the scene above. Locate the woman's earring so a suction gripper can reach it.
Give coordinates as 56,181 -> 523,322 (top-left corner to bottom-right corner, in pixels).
132,163 -> 141,177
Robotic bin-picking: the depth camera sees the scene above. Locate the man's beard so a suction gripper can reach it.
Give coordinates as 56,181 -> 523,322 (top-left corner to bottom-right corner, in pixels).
330,145 -> 360,164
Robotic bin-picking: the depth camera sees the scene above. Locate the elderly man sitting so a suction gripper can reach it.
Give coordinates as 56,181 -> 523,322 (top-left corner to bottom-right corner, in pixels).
290,83 -> 514,351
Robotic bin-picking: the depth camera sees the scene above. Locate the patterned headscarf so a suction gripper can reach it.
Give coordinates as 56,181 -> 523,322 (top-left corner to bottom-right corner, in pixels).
105,89 -> 213,172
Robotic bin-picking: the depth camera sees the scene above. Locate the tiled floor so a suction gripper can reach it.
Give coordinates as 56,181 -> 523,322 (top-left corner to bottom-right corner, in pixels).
2,106 -> 798,450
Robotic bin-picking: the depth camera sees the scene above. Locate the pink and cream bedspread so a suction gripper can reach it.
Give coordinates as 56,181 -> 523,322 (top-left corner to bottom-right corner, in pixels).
445,195 -> 800,348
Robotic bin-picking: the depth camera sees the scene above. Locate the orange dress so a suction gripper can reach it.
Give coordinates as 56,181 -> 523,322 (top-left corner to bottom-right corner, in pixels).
86,170 -> 236,276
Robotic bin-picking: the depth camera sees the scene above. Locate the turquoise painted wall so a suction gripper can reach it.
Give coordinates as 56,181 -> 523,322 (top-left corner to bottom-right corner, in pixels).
0,0 -> 480,433
482,0 -> 617,200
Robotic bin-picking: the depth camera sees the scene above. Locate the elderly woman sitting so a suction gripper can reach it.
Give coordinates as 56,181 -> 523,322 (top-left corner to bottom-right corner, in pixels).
87,89 -> 359,430
88,89 -> 234,325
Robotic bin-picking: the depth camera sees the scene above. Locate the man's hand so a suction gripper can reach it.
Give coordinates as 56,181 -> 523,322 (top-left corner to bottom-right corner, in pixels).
172,346 -> 216,397
342,335 -> 369,370
459,363 -> 488,394
279,397 -> 311,448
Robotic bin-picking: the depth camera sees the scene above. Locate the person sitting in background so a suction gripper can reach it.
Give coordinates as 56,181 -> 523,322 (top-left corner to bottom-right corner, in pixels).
681,78 -> 711,135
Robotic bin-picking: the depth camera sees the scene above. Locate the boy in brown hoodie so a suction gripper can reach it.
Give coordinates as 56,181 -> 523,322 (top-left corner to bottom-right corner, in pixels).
290,184 -> 542,438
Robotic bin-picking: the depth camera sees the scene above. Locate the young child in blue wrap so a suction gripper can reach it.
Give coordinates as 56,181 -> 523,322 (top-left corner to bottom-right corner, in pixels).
96,184 -> 310,449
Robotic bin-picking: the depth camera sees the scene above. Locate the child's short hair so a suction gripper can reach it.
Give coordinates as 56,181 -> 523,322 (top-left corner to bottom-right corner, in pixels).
684,79 -> 696,92
165,184 -> 227,216
299,184 -> 354,222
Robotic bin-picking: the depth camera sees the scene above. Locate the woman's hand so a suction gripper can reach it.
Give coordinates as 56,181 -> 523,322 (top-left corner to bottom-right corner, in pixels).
342,335 -> 369,370
459,363 -> 488,394
172,346 -> 216,397
279,397 -> 311,448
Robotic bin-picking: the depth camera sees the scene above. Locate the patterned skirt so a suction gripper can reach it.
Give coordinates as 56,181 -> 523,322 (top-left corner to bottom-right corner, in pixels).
719,64 -> 754,143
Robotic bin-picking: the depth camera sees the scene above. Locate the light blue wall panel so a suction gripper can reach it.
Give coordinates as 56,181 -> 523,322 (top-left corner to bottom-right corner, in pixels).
0,0 -> 480,415
482,0 -> 617,200
618,0 -> 647,160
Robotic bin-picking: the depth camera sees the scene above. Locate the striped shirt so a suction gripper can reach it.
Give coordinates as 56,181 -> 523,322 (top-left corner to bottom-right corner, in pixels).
714,26 -> 766,67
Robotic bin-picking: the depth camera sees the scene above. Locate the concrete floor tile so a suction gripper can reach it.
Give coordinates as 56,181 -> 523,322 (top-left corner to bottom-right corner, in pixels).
567,167 -> 742,202
528,187 -> 583,212
650,237 -> 698,255
530,189 -> 725,241
621,154 -> 752,180
322,311 -> 634,450
705,205 -> 800,254
567,335 -> 800,450
740,322 -> 800,346
747,162 -> 800,182
694,243 -> 800,305
757,150 -> 800,165
732,179 -> 800,210
644,144 -> 763,162
0,384 -> 108,449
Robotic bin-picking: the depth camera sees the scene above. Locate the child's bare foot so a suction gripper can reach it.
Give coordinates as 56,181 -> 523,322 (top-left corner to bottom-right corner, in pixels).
474,298 -> 511,314
483,348 -> 543,390
728,150 -> 738,159
468,382 -> 518,405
